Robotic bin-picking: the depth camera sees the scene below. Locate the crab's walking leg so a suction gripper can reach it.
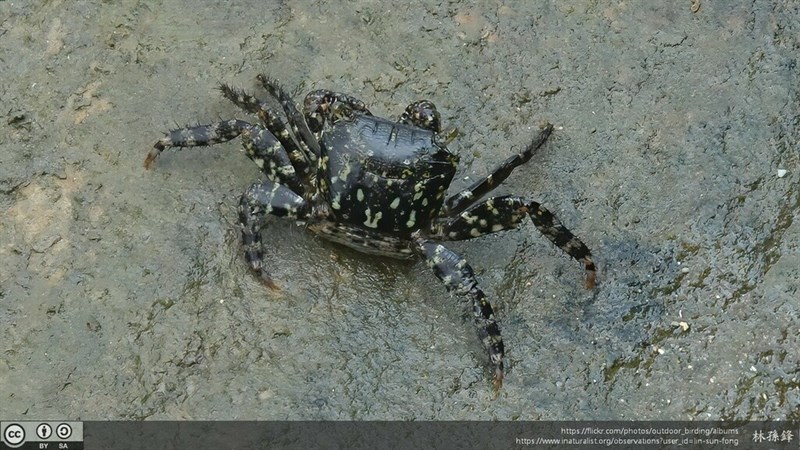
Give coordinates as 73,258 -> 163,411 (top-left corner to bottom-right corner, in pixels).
414,237 -> 505,390
218,83 -> 315,182
239,180 -> 309,289
257,74 -> 321,158
431,196 -> 596,288
241,126 -> 305,195
145,119 -> 253,169
443,123 -> 554,216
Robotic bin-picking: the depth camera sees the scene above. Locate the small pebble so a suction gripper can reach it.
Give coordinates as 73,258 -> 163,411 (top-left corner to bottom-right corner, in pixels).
777,169 -> 787,178
671,321 -> 690,332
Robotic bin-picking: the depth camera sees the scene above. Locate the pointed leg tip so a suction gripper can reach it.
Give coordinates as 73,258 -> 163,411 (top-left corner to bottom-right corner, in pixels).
144,153 -> 157,170
145,142 -> 166,170
492,367 -> 504,393
585,271 -> 597,289
261,275 -> 280,291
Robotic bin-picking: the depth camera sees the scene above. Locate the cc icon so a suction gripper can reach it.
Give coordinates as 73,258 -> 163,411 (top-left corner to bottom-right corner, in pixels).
3,423 -> 25,447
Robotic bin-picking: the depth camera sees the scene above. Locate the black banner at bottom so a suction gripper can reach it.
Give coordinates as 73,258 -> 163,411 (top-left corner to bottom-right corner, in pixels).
2,420 -> 798,450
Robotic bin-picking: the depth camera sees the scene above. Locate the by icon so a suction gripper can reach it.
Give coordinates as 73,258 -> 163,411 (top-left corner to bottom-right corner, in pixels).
36,423 -> 53,440
3,423 -> 26,446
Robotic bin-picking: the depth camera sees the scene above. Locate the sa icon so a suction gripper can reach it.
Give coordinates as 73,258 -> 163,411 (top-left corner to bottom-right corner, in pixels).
56,424 -> 72,439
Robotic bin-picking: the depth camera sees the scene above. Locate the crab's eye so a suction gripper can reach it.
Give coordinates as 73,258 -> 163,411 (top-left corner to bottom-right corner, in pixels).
401,100 -> 441,133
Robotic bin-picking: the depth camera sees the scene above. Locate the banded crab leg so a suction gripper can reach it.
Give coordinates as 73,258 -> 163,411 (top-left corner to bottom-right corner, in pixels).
145,119 -> 252,169
431,195 -> 596,288
414,236 -> 506,390
218,84 -> 315,186
239,180 -> 310,289
257,74 -> 321,158
443,123 -> 554,216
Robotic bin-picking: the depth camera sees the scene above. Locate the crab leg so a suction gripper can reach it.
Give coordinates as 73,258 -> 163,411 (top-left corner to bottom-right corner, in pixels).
443,123 -> 554,216
431,195 -> 596,289
257,74 -> 321,158
218,83 -> 315,183
431,195 -> 597,289
239,180 -> 309,289
414,237 -> 505,390
240,126 -> 305,195
145,119 -> 253,169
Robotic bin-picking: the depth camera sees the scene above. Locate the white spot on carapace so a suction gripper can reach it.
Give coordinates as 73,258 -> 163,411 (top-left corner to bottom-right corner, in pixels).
406,210 -> 417,228
486,199 -> 499,215
356,189 -> 365,202
364,209 -> 382,228
413,182 -> 425,200
389,197 -> 401,209
338,162 -> 352,180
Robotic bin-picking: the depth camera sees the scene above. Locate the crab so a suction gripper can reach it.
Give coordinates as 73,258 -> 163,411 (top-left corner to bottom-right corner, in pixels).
144,74 -> 596,390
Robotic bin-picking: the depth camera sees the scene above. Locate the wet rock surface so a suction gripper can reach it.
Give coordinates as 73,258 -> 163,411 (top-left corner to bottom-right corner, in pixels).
1,1 -> 797,419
